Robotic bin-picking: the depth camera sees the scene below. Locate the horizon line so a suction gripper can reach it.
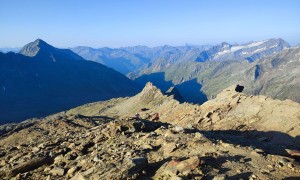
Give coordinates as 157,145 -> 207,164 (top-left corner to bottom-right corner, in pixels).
0,37 -> 299,50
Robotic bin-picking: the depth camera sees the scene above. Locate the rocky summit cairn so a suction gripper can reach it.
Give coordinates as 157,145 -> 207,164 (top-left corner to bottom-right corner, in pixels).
0,84 -> 300,179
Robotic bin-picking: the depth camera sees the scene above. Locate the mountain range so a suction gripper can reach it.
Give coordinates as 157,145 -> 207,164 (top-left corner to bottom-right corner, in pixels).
0,48 -> 20,53
71,45 -> 211,75
0,39 -> 140,124
1,38 -> 299,124
72,38 -> 289,75
0,38 -> 300,179
72,38 -> 300,103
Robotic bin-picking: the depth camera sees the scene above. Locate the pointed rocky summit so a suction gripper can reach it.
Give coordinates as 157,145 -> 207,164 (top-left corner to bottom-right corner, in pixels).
19,39 -> 53,57
19,39 -> 84,61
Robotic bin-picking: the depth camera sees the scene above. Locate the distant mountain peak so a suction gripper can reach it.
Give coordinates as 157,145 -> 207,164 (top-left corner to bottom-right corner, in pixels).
19,39 -> 54,57
33,38 -> 47,44
268,38 -> 290,46
31,39 -> 52,48
221,42 -> 231,47
19,39 -> 84,61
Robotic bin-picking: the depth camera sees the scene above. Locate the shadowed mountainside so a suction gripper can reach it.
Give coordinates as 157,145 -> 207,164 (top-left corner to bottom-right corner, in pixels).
0,39 -> 140,124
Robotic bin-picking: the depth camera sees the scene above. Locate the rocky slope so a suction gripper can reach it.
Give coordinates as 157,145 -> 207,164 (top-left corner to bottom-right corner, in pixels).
0,39 -> 140,124
0,83 -> 299,179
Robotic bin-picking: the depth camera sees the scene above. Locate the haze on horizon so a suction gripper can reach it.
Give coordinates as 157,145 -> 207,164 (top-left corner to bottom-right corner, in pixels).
1,0 -> 300,48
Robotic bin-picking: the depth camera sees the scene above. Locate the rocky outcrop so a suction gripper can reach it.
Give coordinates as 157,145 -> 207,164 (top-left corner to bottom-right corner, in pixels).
0,84 -> 299,179
199,85 -> 300,141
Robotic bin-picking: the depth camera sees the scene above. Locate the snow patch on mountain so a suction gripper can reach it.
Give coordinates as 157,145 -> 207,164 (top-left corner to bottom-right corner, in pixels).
212,39 -> 289,61
215,40 -> 269,58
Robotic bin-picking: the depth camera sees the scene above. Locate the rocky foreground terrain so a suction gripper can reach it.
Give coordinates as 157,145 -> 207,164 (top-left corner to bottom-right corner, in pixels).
0,83 -> 300,179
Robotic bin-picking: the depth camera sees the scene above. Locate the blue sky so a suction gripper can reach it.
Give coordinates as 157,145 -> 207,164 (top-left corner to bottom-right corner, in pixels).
0,0 -> 299,48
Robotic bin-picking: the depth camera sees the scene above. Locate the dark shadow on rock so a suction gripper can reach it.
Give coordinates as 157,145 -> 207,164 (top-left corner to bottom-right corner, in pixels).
227,172 -> 253,180
132,119 -> 170,132
194,129 -> 300,159
175,78 -> 208,104
74,114 -> 115,121
201,154 -> 252,180
295,136 -> 300,146
283,177 -> 300,180
201,155 -> 237,174
138,157 -> 172,179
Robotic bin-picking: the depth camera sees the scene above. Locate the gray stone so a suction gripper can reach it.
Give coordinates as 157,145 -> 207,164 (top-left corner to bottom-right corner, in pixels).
163,142 -> 177,156
50,166 -> 65,176
213,174 -> 227,180
67,166 -> 79,175
123,157 -> 148,175
32,147 -> 40,153
0,151 -> 6,158
173,126 -> 184,133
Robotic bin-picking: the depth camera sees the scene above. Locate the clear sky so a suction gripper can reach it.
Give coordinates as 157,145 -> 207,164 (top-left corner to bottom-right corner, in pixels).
1,0 -> 300,48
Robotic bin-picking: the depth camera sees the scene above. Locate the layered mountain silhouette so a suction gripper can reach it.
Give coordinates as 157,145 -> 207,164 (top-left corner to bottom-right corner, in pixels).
73,38 -> 289,75
71,45 -> 210,75
0,39 -> 140,124
72,38 -> 300,103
